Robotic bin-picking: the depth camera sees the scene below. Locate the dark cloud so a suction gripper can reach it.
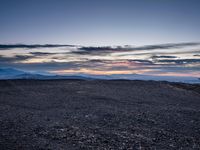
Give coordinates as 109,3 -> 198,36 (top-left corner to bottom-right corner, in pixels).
1,43 -> 199,57
87,59 -> 105,63
72,47 -> 114,55
157,59 -> 200,64
79,46 -> 114,51
130,42 -> 200,51
75,46 -> 128,55
128,59 -> 153,64
30,52 -> 58,56
0,52 -> 62,63
151,55 -> 177,59
0,44 -> 75,50
0,55 -> 34,63
0,61 -> 80,71
85,59 -> 154,65
73,42 -> 200,55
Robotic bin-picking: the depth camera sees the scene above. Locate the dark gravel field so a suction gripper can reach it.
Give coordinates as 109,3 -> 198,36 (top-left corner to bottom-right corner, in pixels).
0,80 -> 200,150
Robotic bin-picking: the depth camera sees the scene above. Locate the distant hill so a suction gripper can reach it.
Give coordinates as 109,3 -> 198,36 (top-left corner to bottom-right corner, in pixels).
14,74 -> 93,80
0,68 -> 199,83
0,68 -> 26,78
0,68 -> 92,80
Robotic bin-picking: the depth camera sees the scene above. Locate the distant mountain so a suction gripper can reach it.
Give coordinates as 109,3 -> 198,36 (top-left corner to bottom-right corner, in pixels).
14,73 -> 92,80
0,68 -> 92,80
0,68 -> 25,76
81,74 -> 200,83
0,68 -> 199,83
0,68 -> 26,79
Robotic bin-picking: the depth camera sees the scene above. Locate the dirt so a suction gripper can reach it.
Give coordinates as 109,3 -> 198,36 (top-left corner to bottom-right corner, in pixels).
0,80 -> 200,150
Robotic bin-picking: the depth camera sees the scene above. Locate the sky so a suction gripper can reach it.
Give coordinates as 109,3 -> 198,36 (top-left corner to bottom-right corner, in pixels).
0,0 -> 200,78
1,0 -> 200,46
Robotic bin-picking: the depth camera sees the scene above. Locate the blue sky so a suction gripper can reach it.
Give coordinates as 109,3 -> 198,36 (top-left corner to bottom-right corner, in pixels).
0,0 -> 200,45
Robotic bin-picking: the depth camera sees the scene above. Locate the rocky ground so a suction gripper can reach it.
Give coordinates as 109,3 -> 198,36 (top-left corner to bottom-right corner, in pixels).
0,80 -> 200,150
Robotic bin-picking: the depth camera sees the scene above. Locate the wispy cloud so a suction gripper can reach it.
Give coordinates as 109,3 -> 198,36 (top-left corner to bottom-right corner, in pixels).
29,52 -> 58,56
0,55 -> 34,63
151,55 -> 177,59
72,42 -> 200,55
194,54 -> 200,57
157,59 -> 200,64
0,42 -> 200,77
0,44 -> 75,50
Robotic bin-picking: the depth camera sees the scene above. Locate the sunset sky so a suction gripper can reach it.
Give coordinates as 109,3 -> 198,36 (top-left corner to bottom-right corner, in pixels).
0,0 -> 200,78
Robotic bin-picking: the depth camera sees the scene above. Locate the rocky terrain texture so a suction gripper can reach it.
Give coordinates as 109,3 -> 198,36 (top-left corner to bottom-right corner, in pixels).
0,80 -> 200,150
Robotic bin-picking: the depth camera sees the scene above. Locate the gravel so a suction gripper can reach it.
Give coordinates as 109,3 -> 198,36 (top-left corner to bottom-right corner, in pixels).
0,80 -> 200,150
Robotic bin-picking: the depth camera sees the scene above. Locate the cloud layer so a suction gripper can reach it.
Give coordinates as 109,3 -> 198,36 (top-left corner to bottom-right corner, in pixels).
0,42 -> 200,77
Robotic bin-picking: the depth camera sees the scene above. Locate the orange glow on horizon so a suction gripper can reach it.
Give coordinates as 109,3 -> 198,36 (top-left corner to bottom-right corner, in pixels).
50,69 -> 200,78
149,72 -> 200,78
50,68 -> 149,75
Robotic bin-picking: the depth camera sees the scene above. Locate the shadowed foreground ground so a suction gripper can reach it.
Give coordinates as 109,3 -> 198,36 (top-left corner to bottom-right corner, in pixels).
0,80 -> 200,150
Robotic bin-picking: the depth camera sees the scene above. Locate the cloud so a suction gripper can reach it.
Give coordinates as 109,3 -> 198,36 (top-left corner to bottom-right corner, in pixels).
29,52 -> 58,56
0,55 -> 34,63
0,52 -> 65,63
79,46 -> 114,51
129,42 -> 200,51
72,42 -> 200,55
72,46 -> 115,55
0,42 -> 199,77
0,57 -> 147,72
128,59 -> 153,64
0,61 -> 80,71
0,44 -> 75,50
157,59 -> 200,64
151,55 -> 177,59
